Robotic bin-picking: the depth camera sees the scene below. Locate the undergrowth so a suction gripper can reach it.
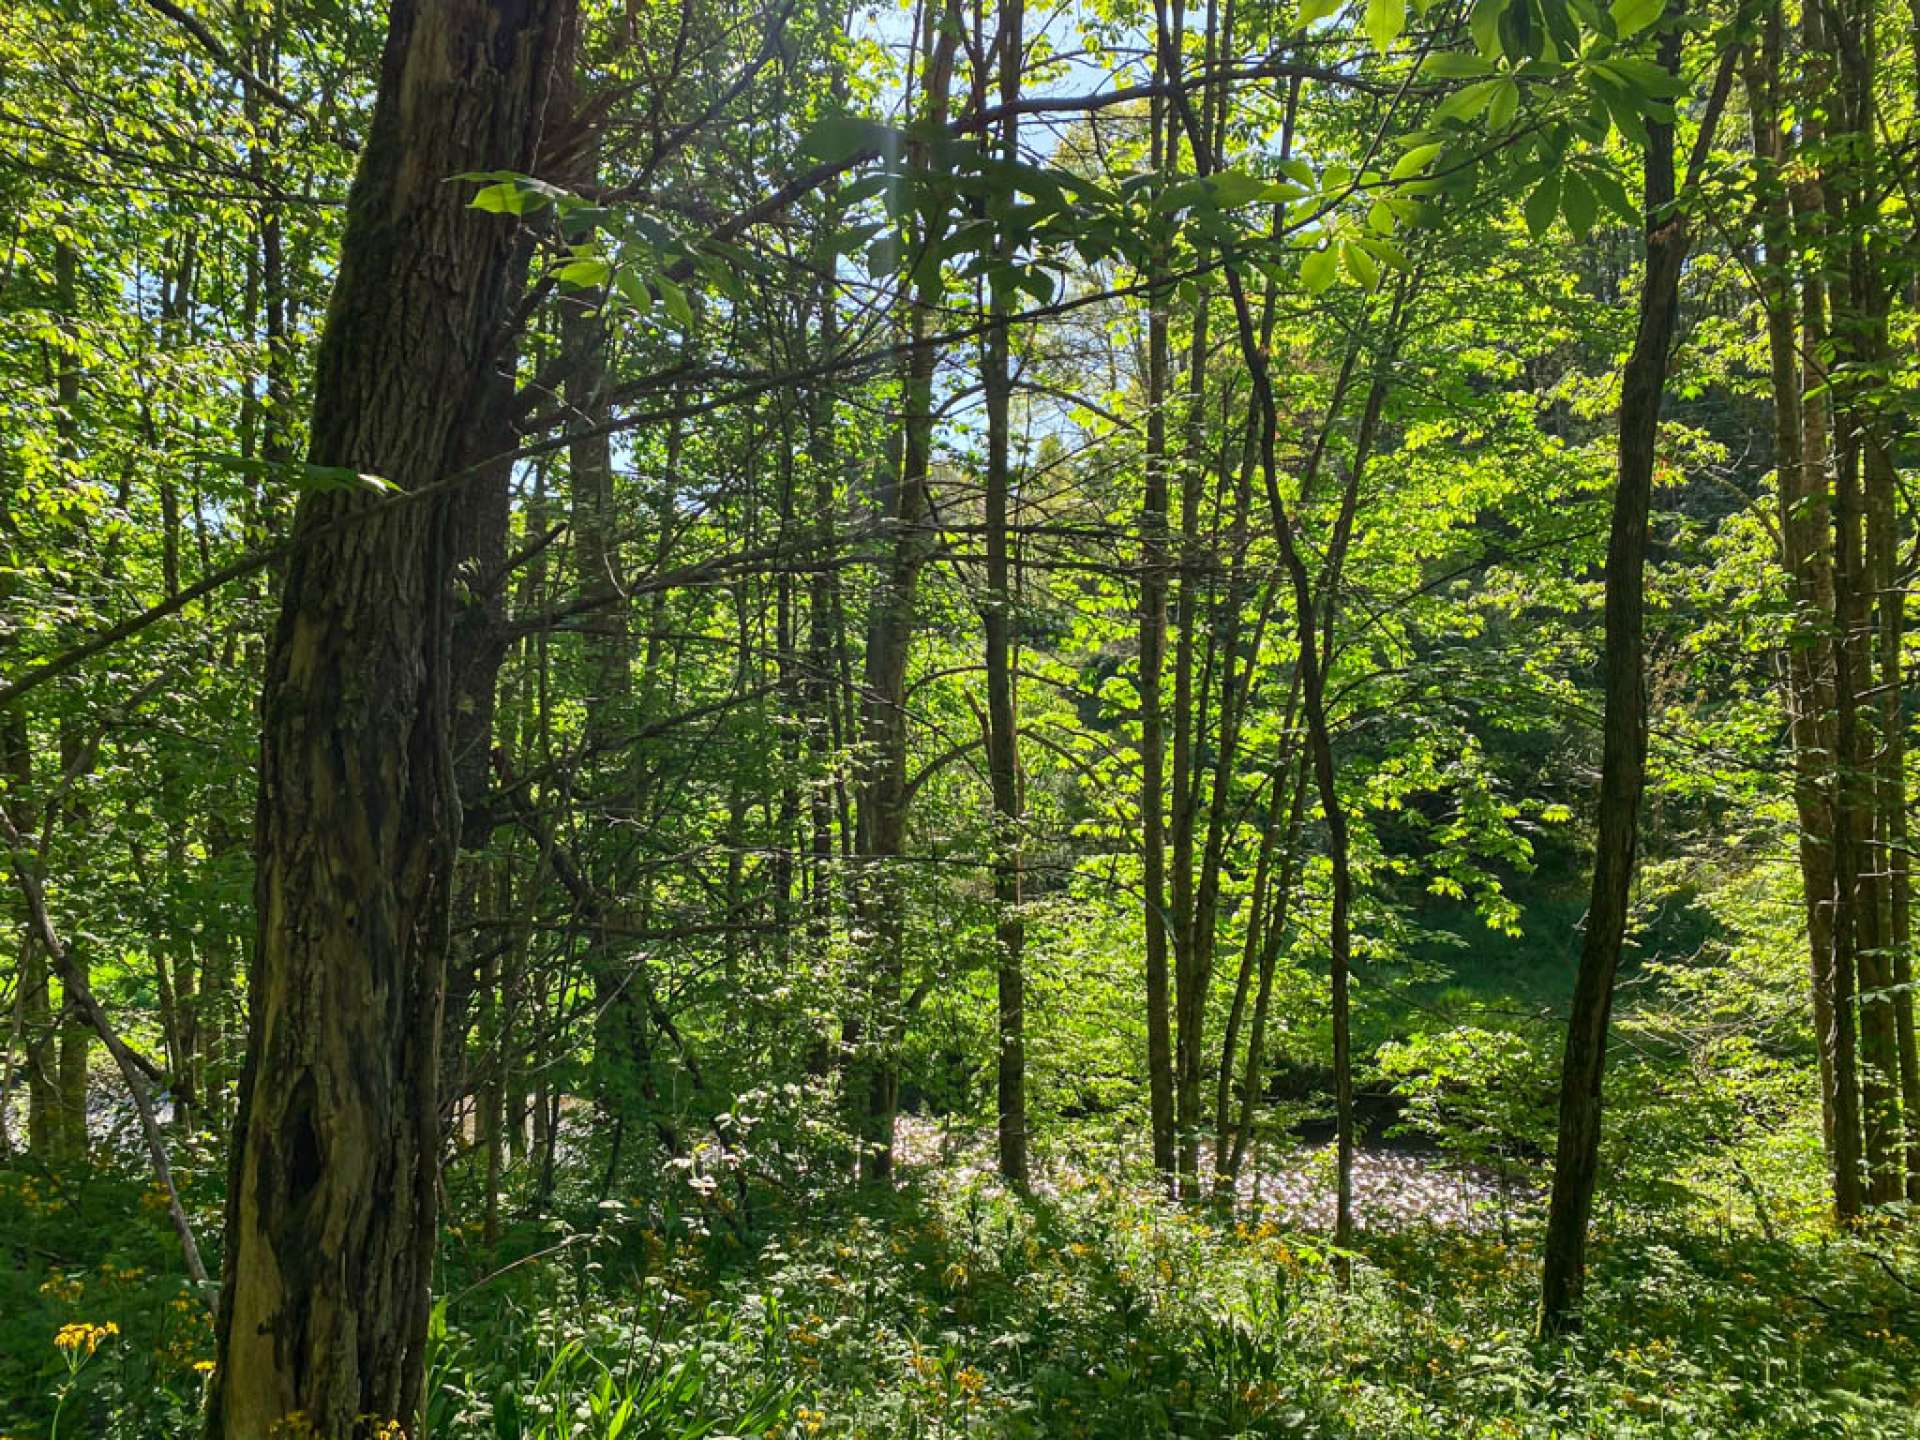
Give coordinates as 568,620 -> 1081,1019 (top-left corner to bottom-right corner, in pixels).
4,1135 -> 1917,1439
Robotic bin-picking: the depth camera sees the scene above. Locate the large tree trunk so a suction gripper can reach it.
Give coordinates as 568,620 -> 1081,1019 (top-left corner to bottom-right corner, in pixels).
208,3 -> 569,1435
1538,23 -> 1691,1333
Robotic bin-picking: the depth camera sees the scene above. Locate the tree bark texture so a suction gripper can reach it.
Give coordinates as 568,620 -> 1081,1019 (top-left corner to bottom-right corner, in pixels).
208,2 -> 570,1434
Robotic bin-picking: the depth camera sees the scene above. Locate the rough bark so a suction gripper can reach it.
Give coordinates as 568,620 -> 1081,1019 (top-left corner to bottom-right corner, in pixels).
1829,0 -> 1910,1205
208,2 -> 569,1434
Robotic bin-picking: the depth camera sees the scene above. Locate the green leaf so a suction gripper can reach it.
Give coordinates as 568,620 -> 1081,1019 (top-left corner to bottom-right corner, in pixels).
1204,170 -> 1273,207
1438,77 -> 1502,123
1539,0 -> 1581,57
656,276 -> 694,329
470,180 -> 552,216
1300,244 -> 1340,293
1298,0 -> 1344,23
1609,0 -> 1664,39
1560,170 -> 1596,236
1365,0 -> 1407,50
1343,240 -> 1381,289
1523,171 -> 1561,238
1391,142 -> 1445,180
1353,232 -> 1412,270
797,114 -> 901,164
866,234 -> 902,276
1470,0 -> 1511,55
615,267 -> 655,311
1599,55 -> 1683,96
1425,52 -> 1497,78
1487,77 -> 1520,130
1587,165 -> 1638,223
556,257 -> 612,289
191,452 -> 397,496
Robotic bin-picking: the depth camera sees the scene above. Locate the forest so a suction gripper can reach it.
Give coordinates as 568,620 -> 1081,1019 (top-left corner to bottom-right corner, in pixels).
2,0 -> 1920,1433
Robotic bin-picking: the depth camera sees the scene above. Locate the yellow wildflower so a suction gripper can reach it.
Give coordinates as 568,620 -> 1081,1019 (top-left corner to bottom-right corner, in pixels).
54,1321 -> 120,1356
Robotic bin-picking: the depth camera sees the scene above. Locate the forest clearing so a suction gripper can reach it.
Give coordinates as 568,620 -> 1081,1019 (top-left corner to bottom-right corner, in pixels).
3,0 -> 1920,1434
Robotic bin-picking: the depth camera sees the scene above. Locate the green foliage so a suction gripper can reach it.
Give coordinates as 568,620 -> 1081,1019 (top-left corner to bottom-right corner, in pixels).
5,0 -> 1920,1431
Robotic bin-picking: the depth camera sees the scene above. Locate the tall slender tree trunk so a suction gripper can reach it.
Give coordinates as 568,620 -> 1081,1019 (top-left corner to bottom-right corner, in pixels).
1745,21 -> 1843,1174
1139,58 -> 1177,1189
50,240 -> 90,1162
848,0 -> 956,1183
982,0 -> 1028,1186
561,135 -> 655,1137
1539,22 -> 1699,1332
1829,0 -> 1912,1204
1220,748 -> 1308,1187
1,706 -> 53,1156
1149,7 -> 1357,1251
1793,21 -> 1866,1214
208,3 -> 569,1434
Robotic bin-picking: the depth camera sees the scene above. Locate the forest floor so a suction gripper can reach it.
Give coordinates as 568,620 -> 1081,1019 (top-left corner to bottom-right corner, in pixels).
4,1120 -> 1919,1438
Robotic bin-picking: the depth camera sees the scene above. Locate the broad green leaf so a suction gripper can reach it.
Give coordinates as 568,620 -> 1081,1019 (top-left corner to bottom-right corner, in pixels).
1587,165 -> 1638,223
1609,0 -> 1664,39
1343,240 -> 1381,289
1539,0 -> 1581,57
1299,0 -> 1344,23
1470,0 -> 1511,56
191,452 -> 396,495
1523,171 -> 1561,238
1365,0 -> 1406,50
1300,243 -> 1340,292
866,234 -> 902,276
1560,171 -> 1596,236
556,257 -> 612,289
470,180 -> 551,216
1392,143 -> 1445,180
797,114 -> 902,164
1425,52 -> 1497,78
1353,232 -> 1412,270
1438,77 -> 1501,123
1201,170 -> 1273,207
615,268 -> 654,311
1487,77 -> 1520,130
1599,55 -> 1683,96
657,276 -> 694,329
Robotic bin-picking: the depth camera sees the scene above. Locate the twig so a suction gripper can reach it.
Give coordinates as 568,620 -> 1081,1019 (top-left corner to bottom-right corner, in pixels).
0,807 -> 209,1289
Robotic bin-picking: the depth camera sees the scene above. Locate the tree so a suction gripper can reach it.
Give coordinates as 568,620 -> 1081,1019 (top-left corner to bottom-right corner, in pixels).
207,1 -> 572,1433
981,0 -> 1029,1186
1539,17 -> 1737,1334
